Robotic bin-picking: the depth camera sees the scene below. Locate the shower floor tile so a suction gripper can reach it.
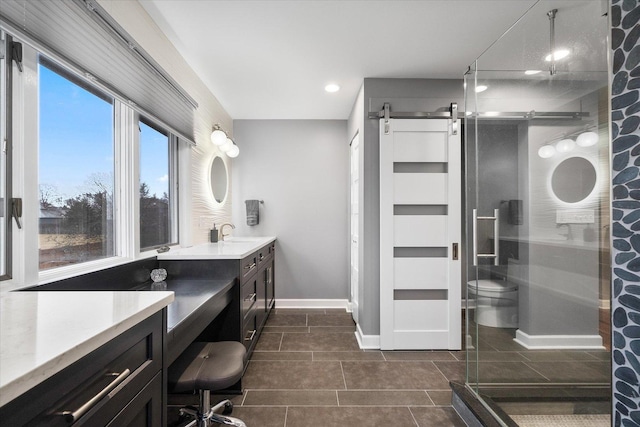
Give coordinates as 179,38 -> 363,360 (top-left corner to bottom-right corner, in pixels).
510,414 -> 610,427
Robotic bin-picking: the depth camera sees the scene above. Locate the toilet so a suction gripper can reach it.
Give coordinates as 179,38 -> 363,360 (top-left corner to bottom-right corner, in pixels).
467,259 -> 519,328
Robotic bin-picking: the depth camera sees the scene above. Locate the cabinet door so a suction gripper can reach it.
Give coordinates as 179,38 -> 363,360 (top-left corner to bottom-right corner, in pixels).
266,259 -> 275,311
256,263 -> 268,328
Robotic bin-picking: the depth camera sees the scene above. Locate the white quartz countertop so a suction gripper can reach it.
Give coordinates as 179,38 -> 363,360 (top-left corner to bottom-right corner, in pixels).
0,291 -> 174,407
158,236 -> 276,260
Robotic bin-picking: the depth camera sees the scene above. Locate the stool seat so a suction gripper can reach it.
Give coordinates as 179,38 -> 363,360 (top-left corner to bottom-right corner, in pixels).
169,341 -> 246,394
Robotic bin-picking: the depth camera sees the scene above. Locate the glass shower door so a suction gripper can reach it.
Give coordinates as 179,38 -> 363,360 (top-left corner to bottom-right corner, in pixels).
464,1 -> 611,425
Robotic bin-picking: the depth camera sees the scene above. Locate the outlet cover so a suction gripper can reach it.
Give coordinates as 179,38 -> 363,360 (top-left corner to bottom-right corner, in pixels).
556,209 -> 594,224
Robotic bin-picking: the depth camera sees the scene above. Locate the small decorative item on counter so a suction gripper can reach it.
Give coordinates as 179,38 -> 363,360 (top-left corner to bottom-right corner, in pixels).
150,268 -> 167,283
211,224 -> 219,242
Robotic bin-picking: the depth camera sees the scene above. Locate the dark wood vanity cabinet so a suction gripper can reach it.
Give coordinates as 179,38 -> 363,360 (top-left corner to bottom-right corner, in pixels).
241,241 -> 276,354
257,242 -> 275,328
0,311 -> 165,427
156,239 -> 276,364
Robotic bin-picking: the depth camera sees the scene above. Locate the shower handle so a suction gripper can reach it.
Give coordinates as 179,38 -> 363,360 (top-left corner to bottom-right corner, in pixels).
472,208 -> 500,266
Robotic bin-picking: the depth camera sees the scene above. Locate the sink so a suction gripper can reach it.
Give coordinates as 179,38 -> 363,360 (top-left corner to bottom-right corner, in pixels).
225,237 -> 264,243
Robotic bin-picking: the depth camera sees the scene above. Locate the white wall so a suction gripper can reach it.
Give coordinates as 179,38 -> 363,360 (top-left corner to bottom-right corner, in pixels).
232,120 -> 349,301
97,0 -> 233,246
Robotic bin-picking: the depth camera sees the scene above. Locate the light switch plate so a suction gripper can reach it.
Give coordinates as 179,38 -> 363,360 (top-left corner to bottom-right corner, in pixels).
556,209 -> 595,224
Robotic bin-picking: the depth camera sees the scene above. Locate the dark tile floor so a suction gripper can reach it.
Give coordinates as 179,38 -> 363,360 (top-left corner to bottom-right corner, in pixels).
467,321 -> 611,385
170,309 -> 612,426
227,309 -> 468,427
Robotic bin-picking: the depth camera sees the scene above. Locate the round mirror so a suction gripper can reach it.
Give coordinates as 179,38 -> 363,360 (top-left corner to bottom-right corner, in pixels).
551,157 -> 597,203
210,156 -> 228,203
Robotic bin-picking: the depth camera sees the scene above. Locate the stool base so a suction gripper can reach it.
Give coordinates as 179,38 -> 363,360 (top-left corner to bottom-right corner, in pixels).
179,392 -> 246,427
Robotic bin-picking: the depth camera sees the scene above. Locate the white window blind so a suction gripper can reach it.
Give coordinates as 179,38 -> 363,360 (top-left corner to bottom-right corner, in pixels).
0,0 -> 197,144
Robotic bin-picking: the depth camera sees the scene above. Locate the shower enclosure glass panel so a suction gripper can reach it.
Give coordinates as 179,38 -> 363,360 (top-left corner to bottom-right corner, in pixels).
464,1 -> 611,424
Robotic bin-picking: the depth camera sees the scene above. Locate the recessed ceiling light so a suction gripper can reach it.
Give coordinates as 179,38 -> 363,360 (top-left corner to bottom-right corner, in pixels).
475,85 -> 488,93
525,70 -> 542,75
325,84 -> 340,93
544,49 -> 570,62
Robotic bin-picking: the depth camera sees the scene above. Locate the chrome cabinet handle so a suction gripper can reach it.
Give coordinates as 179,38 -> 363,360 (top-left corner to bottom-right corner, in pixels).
244,293 -> 256,303
472,208 -> 499,266
244,262 -> 256,270
58,369 -> 131,423
244,330 -> 256,341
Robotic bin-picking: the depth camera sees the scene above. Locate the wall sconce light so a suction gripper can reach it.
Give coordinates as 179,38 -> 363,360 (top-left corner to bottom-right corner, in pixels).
537,126 -> 598,159
576,131 -> 598,147
555,138 -> 575,153
210,124 -> 239,158
210,124 -> 227,146
538,144 -> 556,158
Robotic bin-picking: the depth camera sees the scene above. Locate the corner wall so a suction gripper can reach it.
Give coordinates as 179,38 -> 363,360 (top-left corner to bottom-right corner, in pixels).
232,120 -> 349,302
610,0 -> 640,423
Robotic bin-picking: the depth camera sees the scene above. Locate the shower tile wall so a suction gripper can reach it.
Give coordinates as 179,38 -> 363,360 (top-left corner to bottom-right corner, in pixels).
611,0 -> 640,425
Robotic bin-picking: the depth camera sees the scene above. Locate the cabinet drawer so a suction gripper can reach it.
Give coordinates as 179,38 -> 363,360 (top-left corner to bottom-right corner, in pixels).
241,278 -> 257,322
257,247 -> 270,267
240,253 -> 258,284
105,373 -> 162,427
242,315 -> 258,352
0,312 -> 163,427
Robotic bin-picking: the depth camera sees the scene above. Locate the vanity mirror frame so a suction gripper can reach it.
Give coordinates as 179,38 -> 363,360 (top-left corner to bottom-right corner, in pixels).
209,155 -> 229,205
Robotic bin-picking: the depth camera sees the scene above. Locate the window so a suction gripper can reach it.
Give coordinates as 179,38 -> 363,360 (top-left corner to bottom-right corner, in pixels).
139,118 -> 177,250
38,58 -> 115,270
1,36 -> 184,286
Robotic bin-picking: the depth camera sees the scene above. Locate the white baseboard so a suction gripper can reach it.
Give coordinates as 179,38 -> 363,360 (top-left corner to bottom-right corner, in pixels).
514,329 -> 605,350
275,299 -> 349,310
355,323 -> 380,350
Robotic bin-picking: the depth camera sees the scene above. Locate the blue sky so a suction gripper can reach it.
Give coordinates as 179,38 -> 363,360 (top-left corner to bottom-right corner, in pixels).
39,63 -> 168,204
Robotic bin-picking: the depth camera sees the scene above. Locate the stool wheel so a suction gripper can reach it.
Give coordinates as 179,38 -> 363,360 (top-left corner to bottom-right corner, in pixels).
222,401 -> 233,415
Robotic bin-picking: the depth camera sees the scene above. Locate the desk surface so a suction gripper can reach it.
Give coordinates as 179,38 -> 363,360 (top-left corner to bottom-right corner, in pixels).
135,278 -> 237,364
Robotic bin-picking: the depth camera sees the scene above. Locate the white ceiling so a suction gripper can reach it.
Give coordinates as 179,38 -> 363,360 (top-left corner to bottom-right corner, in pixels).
140,0 -> 539,120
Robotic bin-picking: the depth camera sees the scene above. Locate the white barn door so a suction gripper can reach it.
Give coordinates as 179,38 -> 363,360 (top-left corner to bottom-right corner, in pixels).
380,119 -> 461,350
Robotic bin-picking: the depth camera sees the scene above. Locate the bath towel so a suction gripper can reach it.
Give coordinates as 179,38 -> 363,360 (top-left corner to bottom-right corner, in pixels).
245,199 -> 260,226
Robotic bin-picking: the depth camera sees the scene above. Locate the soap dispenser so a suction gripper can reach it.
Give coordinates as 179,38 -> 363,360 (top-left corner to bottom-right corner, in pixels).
210,224 -> 219,242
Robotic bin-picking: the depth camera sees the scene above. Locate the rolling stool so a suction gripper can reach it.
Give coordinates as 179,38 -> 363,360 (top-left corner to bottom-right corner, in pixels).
169,341 -> 247,427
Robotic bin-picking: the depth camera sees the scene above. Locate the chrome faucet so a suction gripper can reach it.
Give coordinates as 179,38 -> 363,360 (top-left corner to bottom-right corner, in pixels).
556,223 -> 573,241
219,223 -> 235,241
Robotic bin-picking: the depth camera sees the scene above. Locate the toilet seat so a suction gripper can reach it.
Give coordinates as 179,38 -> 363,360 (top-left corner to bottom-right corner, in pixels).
469,280 -> 517,293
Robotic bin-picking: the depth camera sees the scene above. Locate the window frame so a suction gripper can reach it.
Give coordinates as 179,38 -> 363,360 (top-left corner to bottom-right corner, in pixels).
1,34 -> 183,289
137,115 -> 179,252
0,32 -> 13,281
37,55 -> 117,272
